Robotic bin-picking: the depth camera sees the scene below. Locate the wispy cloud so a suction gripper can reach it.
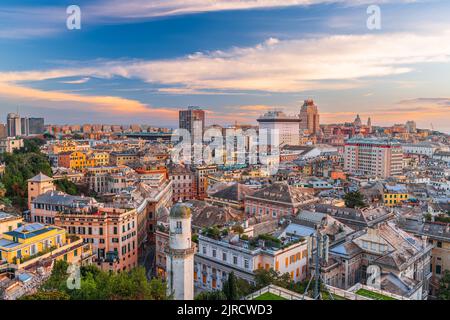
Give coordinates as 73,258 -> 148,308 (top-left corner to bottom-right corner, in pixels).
60,77 -> 91,84
0,82 -> 177,119
85,0 -> 391,20
3,30 -> 450,93
0,0 -> 418,38
1,26 -> 449,125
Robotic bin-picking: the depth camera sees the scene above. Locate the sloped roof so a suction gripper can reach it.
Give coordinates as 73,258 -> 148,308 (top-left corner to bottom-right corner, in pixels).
33,190 -> 96,206
27,172 -> 53,183
210,183 -> 255,202
247,181 -> 316,205
186,200 -> 244,228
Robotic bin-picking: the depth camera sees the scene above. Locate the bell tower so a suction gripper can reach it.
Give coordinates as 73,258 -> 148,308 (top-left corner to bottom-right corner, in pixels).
165,203 -> 195,300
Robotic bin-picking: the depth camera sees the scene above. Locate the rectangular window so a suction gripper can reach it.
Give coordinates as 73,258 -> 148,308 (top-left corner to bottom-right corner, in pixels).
176,221 -> 182,233
436,265 -> 442,275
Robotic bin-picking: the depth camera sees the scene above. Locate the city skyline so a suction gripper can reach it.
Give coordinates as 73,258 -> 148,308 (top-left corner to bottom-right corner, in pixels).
0,0 -> 449,132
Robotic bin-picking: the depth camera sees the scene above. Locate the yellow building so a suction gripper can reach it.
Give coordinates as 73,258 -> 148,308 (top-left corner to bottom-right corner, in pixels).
51,141 -> 77,154
59,151 -> 95,170
0,223 -> 88,266
110,152 -> 139,166
383,185 -> 409,206
0,212 -> 23,235
91,151 -> 110,167
74,151 -> 95,169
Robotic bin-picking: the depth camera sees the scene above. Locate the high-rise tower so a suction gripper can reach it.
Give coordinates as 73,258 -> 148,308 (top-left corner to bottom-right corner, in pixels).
299,99 -> 320,135
165,203 -> 195,300
179,106 -> 205,137
7,113 -> 21,137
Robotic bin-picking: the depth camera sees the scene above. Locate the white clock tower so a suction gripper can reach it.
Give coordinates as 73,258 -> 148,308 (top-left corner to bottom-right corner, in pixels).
165,203 -> 195,300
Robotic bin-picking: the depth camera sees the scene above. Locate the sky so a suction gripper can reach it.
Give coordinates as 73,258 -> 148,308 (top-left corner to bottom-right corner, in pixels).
0,0 -> 449,132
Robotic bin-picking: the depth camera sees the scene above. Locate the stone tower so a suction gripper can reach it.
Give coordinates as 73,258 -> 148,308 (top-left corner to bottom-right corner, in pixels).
165,203 -> 195,300
27,172 -> 55,210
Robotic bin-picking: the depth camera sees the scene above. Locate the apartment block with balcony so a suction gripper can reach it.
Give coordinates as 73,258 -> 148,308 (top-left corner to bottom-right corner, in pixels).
344,138 -> 403,178
54,206 -> 138,272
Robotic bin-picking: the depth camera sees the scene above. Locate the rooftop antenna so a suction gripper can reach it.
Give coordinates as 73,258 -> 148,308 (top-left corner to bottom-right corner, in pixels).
304,231 -> 329,300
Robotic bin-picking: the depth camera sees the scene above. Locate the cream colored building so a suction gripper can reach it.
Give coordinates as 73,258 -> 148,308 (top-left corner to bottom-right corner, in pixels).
0,137 -> 23,153
0,212 -> 23,235
195,229 -> 308,291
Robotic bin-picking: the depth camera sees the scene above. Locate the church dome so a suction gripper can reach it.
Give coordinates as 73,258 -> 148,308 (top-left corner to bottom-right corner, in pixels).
170,203 -> 191,219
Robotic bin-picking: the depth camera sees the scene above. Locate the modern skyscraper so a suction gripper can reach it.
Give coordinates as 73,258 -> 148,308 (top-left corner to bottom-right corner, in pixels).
179,106 -> 205,136
299,99 -> 320,135
21,117 -> 30,136
257,110 -> 300,146
7,113 -> 21,137
28,118 -> 45,135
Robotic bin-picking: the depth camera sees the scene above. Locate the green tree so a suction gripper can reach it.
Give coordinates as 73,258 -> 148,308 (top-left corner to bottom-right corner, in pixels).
254,268 -> 293,289
195,290 -> 227,300
222,271 -> 239,300
1,144 -> 52,209
148,277 -> 168,300
20,290 -> 70,300
232,225 -> 244,234
31,260 -> 168,300
343,191 -> 367,208
54,178 -> 79,195
438,270 -> 450,300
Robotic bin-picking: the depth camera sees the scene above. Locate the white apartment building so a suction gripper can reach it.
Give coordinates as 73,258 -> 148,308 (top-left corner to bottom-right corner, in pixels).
194,232 -> 309,291
344,138 -> 403,178
402,142 -> 437,157
257,111 -> 300,147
